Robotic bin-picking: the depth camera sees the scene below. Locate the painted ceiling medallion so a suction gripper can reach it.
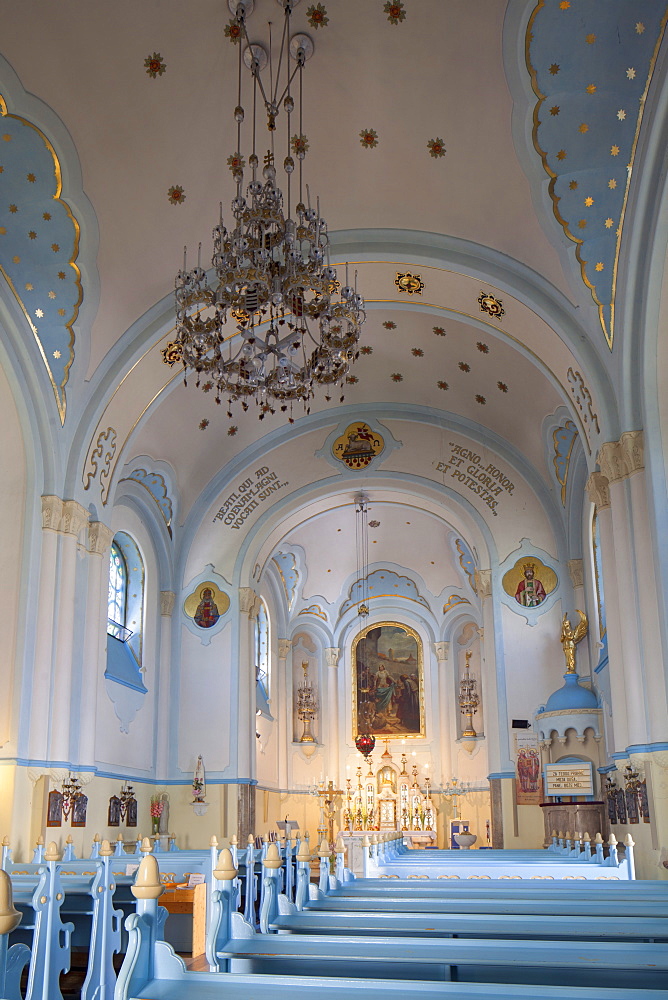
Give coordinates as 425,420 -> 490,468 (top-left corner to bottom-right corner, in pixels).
332,422 -> 384,469
224,18 -> 243,43
144,53 -> 166,78
383,320 -> 396,329
395,271 -> 424,294
477,291 -> 504,319
359,128 -> 379,148
433,326 -> 446,336
306,3 -> 329,29
384,1 -> 406,25
167,184 -> 185,205
427,137 -> 446,158
161,341 -> 183,366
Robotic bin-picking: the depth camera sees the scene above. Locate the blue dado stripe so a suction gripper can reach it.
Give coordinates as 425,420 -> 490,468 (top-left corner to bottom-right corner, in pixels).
0,759 -> 259,785
487,772 -> 515,780
613,742 -> 668,757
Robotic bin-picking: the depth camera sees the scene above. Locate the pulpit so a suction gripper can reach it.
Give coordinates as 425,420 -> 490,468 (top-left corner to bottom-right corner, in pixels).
540,801 -> 608,847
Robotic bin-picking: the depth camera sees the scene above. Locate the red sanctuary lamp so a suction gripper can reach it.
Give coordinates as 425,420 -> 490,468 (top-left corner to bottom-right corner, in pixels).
355,732 -> 376,760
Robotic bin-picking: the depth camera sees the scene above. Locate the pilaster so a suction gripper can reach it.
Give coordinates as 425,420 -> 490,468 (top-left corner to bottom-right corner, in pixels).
433,642 -> 452,784
237,588 -> 259,780
324,648 -> 340,779
277,639 -> 292,784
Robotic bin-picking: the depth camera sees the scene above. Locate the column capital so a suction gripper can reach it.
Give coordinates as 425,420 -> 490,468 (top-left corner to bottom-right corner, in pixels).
61,500 -> 89,537
474,568 -> 492,599
586,471 -> 611,509
160,591 -> 176,617
597,430 -> 644,485
41,496 -> 89,536
239,587 -> 261,618
87,520 -> 114,555
324,647 -> 340,668
567,558 -> 584,589
41,495 -> 64,531
278,638 -> 292,660
433,641 -> 449,662
619,430 -> 644,476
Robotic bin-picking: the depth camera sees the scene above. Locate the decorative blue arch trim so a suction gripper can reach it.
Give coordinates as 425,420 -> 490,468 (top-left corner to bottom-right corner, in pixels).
0,52 -> 99,425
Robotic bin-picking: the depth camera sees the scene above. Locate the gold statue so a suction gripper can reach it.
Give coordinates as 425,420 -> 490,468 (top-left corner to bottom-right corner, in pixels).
560,610 -> 588,674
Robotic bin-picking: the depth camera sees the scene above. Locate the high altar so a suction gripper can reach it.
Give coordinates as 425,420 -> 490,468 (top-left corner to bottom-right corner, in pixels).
340,744 -> 436,872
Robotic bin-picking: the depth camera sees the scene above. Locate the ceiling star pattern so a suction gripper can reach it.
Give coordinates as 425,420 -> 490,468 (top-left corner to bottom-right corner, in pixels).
0,95 -> 82,423
527,1 -> 668,349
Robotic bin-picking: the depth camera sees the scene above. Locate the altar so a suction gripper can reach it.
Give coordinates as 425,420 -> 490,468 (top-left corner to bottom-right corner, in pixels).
339,744 -> 436,872
342,829 -> 437,876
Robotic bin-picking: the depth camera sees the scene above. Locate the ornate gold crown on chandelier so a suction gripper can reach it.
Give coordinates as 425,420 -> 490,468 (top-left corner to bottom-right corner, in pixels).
167,0 -> 366,422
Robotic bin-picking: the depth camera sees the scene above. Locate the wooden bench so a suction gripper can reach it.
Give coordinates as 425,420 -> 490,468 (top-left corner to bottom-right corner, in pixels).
304,892 -> 668,918
271,909 -> 668,942
114,857 -> 668,1000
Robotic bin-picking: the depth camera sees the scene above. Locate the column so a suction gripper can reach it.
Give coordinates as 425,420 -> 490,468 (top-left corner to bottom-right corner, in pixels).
238,587 -> 260,840
324,648 -> 340,781
597,440 -> 647,747
475,568 -> 508,849
567,558 -> 591,678
77,520 -> 114,765
277,638 -> 292,787
586,471 -> 629,752
620,432 -> 668,743
28,497 -> 62,761
433,642 -> 452,785
50,500 -> 89,762
155,591 -> 176,778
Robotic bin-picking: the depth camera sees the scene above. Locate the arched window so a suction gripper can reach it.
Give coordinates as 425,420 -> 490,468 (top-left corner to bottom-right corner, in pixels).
108,542 -> 128,638
591,510 -> 607,641
105,532 -> 147,723
256,599 -> 270,693
106,532 -> 145,664
255,598 -> 272,719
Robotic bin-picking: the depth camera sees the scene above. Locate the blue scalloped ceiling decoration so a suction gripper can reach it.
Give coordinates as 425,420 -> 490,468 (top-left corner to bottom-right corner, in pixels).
552,419 -> 578,505
340,569 -> 429,619
0,94 -> 82,422
527,2 -> 668,348
123,468 -> 173,536
272,551 -> 299,609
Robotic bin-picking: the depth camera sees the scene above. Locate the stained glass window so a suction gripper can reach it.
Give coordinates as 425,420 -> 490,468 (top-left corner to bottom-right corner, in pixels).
255,599 -> 270,696
108,542 -> 127,636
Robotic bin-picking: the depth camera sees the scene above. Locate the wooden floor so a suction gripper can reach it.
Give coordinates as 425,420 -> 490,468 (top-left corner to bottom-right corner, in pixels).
185,952 -> 209,971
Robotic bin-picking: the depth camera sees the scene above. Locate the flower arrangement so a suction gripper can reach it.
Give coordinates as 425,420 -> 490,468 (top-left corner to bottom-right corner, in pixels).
150,794 -> 164,834
192,777 -> 205,803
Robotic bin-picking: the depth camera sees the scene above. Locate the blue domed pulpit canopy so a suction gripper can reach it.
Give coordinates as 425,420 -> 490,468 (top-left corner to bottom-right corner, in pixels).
536,672 -> 602,740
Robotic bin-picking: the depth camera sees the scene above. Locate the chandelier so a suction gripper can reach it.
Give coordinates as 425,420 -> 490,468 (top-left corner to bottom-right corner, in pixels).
170,0 -> 366,421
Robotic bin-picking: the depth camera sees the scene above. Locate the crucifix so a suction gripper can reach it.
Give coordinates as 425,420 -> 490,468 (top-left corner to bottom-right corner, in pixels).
315,779 -> 344,848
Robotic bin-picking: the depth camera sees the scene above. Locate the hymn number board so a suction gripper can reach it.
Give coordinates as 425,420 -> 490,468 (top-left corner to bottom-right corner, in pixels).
545,762 -> 594,797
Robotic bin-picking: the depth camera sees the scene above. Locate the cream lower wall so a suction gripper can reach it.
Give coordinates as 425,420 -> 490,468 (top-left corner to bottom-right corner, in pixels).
1,767 -> 246,862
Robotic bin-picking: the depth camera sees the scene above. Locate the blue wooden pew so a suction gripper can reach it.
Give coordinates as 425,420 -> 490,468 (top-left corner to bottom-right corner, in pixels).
271,909 -> 668,943
115,854 -> 668,1000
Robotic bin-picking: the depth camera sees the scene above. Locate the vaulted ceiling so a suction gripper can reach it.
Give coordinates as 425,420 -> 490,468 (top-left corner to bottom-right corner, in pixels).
1,0 -> 665,536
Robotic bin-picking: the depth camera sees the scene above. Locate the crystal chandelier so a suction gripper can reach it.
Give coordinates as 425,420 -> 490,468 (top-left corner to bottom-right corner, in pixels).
171,0 -> 365,421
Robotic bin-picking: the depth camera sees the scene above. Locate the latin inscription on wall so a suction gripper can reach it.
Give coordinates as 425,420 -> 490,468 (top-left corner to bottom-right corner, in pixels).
213,466 -> 288,529
433,442 -> 515,517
